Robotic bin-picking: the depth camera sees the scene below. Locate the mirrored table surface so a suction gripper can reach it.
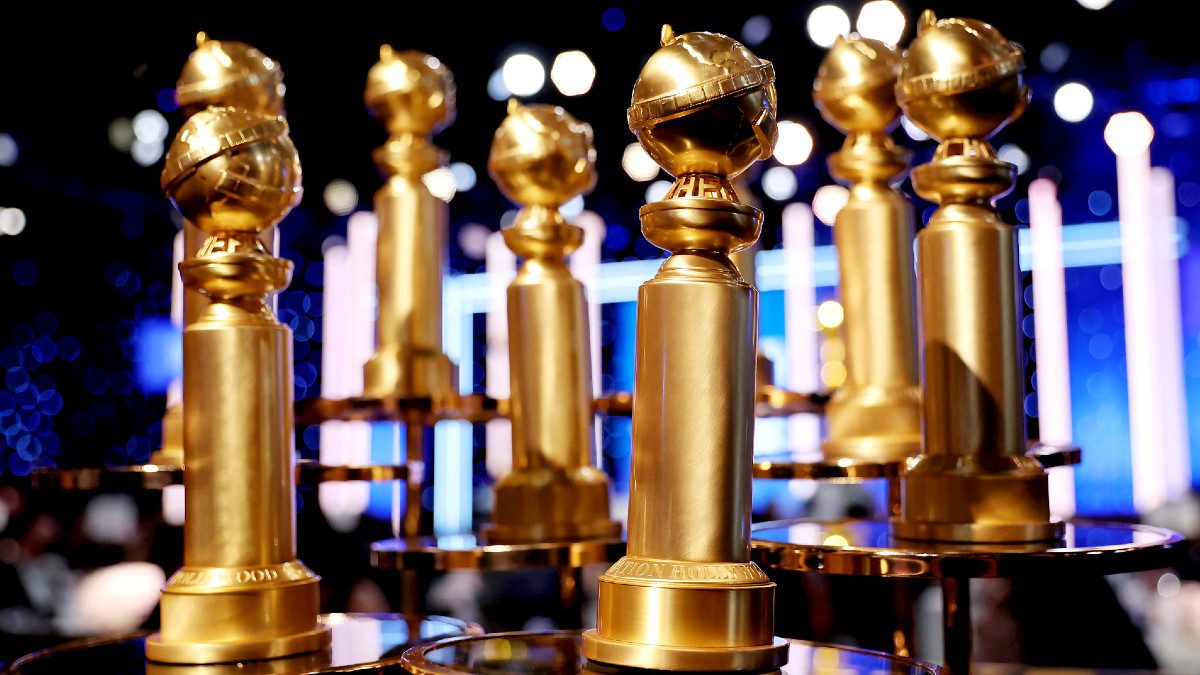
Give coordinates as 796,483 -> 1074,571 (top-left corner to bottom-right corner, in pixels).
3,613 -> 479,675
372,535 -> 625,572
402,630 -> 944,675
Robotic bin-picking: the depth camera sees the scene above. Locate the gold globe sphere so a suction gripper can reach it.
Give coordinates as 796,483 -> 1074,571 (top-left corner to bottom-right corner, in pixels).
813,35 -> 902,135
161,107 -> 302,235
365,45 -> 455,137
896,11 -> 1030,142
488,101 -> 597,209
628,25 -> 778,179
176,33 -> 285,118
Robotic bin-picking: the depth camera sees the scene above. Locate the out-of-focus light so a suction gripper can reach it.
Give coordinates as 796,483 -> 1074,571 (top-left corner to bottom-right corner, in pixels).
133,109 -> 168,144
821,361 -> 847,387
773,121 -> 813,166
645,180 -> 671,203
0,208 -> 26,236
551,51 -> 596,97
449,162 -> 477,192
823,534 -> 849,547
1076,0 -> 1114,9
622,142 -> 660,182
323,179 -> 358,216
1157,571 -> 1181,598
561,194 -> 585,220
457,223 -> 490,260
156,88 -> 179,113
83,493 -> 139,545
817,300 -> 844,328
0,133 -> 18,166
502,54 -> 545,97
1053,82 -> 1094,123
1105,112 -> 1155,157
108,118 -> 134,152
812,185 -> 849,225
422,166 -> 457,202
130,139 -> 163,166
807,5 -> 851,48
998,143 -> 1031,175
73,562 -> 166,634
1040,42 -> 1070,73
856,1 -> 905,45
742,15 -> 772,45
487,69 -> 510,101
602,7 -> 625,31
901,116 -> 929,141
1088,190 -> 1113,216
762,166 -> 797,201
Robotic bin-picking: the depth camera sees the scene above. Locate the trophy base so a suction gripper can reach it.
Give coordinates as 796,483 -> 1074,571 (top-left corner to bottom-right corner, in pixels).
145,625 -> 331,665
890,517 -> 1064,544
485,467 -> 622,545
821,435 -> 921,465
362,349 -> 457,404
582,632 -> 789,672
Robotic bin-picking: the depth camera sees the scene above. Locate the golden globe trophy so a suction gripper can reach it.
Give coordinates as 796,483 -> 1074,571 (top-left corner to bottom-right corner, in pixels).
813,36 -> 922,468
484,101 -> 620,544
582,25 -> 788,672
146,107 -> 330,663
892,12 -> 1062,543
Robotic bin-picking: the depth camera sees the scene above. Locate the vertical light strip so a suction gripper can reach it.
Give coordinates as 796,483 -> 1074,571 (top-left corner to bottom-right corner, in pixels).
782,203 -> 821,457
1028,179 -> 1076,518
340,213 -> 378,528
1107,113 -> 1168,514
485,232 -> 517,481
1150,167 -> 1192,501
572,210 -> 607,463
318,244 -> 353,528
162,232 -> 186,527
434,262 -> 472,536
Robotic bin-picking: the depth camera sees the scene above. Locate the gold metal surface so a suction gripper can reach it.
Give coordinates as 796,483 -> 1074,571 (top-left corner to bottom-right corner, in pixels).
813,36 -> 921,464
583,26 -> 786,672
362,46 -> 456,404
892,12 -> 1061,544
175,33 -> 285,118
147,106 -> 327,663
483,101 -> 619,544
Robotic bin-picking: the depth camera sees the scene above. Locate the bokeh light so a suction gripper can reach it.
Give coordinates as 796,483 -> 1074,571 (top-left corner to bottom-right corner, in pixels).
622,143 -> 660,182
551,51 -> 596,97
812,185 -> 849,225
901,116 -> 929,141
0,133 -> 18,166
1076,0 -> 1114,8
997,143 -> 1031,175
773,121 -> 813,166
856,1 -> 905,45
1105,112 -> 1155,156
818,300 -> 845,329
742,15 -> 772,45
645,180 -> 671,204
502,54 -> 545,97
457,223 -> 490,260
762,166 -> 797,201
449,162 -> 477,192
602,8 -> 625,31
1040,42 -> 1070,73
0,208 -> 26,236
487,69 -> 510,101
1053,82 -> 1094,123
323,179 -> 359,216
807,5 -> 851,48
422,167 -> 458,202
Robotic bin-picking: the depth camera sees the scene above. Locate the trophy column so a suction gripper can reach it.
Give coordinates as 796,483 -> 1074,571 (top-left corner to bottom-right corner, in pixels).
484,101 -> 620,544
813,36 -> 921,466
892,11 -> 1061,543
583,25 -> 787,672
146,107 -> 329,663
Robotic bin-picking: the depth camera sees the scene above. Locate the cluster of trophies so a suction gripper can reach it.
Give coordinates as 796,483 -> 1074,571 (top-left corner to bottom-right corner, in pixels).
9,9 -> 1188,675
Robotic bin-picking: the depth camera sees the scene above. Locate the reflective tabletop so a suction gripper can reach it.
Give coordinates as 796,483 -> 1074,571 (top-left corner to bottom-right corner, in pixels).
751,519 -> 1185,578
372,535 -> 625,572
402,630 -> 944,674
32,461 -> 407,490
3,613 -> 480,675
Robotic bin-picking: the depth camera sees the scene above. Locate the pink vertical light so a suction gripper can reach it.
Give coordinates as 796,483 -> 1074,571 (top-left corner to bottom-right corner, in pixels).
485,231 -> 517,481
162,232 -> 186,527
1150,167 -> 1191,501
783,203 -> 821,457
1028,178 -> 1075,518
1106,113 -> 1169,514
572,210 -> 607,465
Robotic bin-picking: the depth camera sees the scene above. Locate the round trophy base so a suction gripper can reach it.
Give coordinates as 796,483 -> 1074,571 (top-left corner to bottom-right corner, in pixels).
890,517 -> 1065,544
581,632 -> 789,673
144,625 -> 331,665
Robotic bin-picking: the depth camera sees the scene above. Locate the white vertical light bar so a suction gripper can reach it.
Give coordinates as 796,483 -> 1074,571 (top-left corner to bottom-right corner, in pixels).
782,203 -> 821,457
572,210 -> 607,463
318,244 -> 353,528
1150,167 -> 1192,501
162,232 -> 187,527
485,231 -> 517,481
434,265 -> 472,536
1106,113 -> 1168,514
1028,179 -> 1076,518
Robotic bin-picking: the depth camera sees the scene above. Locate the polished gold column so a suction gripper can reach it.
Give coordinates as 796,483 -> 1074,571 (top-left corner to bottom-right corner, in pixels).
146,107 -> 329,663
892,12 -> 1061,543
583,26 -> 787,672
814,36 -> 921,464
362,46 -> 456,403
483,101 -> 620,544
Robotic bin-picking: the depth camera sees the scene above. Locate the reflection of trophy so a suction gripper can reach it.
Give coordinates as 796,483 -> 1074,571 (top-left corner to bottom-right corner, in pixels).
893,12 -> 1061,543
147,107 -> 329,662
583,25 -> 787,672
484,101 -> 620,544
814,36 -> 922,467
